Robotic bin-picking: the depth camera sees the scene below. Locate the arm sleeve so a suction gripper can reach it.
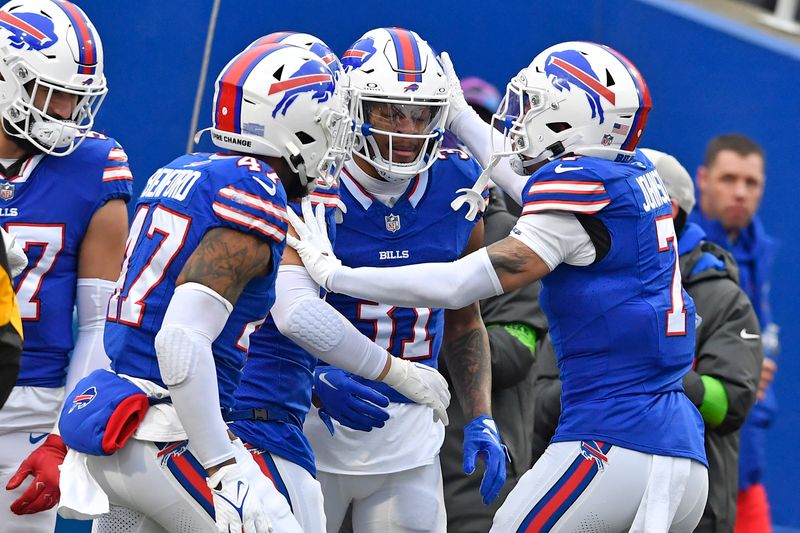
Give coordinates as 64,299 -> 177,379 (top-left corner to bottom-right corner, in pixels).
328,247 -> 504,310
155,283 -> 235,468
271,265 -> 388,380
64,279 -> 116,398
99,141 -> 133,204
509,212 -> 596,271
448,108 -> 528,203
693,279 -> 764,434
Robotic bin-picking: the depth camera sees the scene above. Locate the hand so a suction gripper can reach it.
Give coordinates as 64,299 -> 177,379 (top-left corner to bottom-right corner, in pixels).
439,51 -> 470,129
285,197 -> 342,290
314,367 -> 390,432
207,462 -> 273,533
381,359 -> 451,426
463,415 -> 508,505
450,157 -> 494,221
1,226 -> 28,277
6,434 -> 67,515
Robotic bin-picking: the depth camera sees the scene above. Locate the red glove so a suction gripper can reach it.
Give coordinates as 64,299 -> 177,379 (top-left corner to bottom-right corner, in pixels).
6,434 -> 67,515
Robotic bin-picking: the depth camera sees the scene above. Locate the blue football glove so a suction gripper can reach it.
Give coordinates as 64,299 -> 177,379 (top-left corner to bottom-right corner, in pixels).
463,415 -> 509,505
314,367 -> 390,434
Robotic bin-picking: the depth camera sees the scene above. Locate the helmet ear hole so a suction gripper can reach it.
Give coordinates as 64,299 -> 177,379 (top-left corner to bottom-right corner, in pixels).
272,65 -> 284,79
295,131 -> 315,145
605,70 -> 615,86
546,122 -> 571,133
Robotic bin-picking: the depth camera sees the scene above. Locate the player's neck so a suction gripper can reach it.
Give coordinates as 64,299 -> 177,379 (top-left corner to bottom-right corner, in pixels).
0,131 -> 27,160
346,159 -> 408,198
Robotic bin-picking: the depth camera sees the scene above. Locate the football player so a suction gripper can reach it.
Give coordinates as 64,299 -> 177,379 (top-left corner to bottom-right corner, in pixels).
0,2 -> 131,531
290,41 -> 710,532
298,28 -> 506,533
227,32 -> 451,533
56,43 -> 353,533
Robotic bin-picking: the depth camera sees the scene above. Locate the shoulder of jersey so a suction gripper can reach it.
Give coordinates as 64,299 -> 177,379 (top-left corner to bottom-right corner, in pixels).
521,157 -> 611,216
531,156 -> 606,184
69,131 -> 122,161
433,148 -> 482,187
177,153 -> 286,201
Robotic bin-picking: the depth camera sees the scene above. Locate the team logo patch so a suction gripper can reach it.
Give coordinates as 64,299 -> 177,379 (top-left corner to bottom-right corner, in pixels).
385,213 -> 401,233
270,61 -> 334,118
580,440 -> 609,472
0,11 -> 58,51
601,133 -> 613,146
403,83 -> 419,92
0,182 -> 14,200
545,50 -> 616,124
69,386 -> 97,414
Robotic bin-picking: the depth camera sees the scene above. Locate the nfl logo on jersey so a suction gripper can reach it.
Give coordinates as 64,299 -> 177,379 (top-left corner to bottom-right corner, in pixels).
0,182 -> 14,200
385,213 -> 401,233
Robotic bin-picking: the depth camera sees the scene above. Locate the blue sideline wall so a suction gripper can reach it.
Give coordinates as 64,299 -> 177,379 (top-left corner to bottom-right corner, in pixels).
55,0 -> 799,530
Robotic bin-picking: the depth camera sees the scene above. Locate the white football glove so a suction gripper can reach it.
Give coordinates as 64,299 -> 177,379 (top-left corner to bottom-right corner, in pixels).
285,197 -> 344,291
450,157 -> 495,222
382,358 -> 451,426
440,51 -> 472,129
1,226 -> 28,278
206,463 -> 273,533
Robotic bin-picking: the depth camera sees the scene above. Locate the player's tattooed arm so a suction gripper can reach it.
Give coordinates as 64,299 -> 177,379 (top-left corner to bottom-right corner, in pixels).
444,302 -> 492,418
487,236 -> 550,292
177,227 -> 272,304
443,220 -> 492,418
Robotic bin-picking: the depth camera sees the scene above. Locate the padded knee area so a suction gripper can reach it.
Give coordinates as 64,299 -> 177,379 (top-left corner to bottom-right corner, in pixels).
285,297 -> 343,353
155,326 -> 198,387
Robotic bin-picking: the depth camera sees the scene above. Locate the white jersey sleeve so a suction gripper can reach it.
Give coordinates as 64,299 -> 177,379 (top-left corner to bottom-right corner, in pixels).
509,212 -> 596,271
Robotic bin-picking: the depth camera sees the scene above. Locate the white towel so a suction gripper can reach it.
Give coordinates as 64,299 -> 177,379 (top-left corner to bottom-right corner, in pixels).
630,454 -> 691,532
57,449 -> 109,520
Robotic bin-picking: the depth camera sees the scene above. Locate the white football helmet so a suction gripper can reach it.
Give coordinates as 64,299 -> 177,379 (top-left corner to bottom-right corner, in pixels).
493,41 -> 652,173
198,43 -> 355,191
247,31 -> 343,78
342,27 -> 449,183
0,0 -> 107,155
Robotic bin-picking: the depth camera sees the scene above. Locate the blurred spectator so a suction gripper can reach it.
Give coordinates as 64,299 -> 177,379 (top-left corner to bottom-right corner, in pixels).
644,148 -> 763,533
0,230 -> 22,410
690,133 -> 779,533
439,185 -> 546,533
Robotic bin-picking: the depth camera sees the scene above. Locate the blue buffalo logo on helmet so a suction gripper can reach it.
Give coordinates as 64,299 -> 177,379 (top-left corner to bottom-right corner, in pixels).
545,50 -> 616,124
0,10 -> 58,51
341,36 -> 377,72
270,59 -> 335,118
68,386 -> 97,414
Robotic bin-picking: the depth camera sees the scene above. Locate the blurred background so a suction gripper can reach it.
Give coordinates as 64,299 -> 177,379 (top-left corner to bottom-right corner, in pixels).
56,0 -> 800,530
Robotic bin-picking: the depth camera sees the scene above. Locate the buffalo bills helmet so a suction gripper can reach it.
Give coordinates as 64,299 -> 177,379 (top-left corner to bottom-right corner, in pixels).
494,41 -> 651,173
247,31 -> 343,78
198,43 -> 355,190
342,27 -> 448,183
0,0 -> 107,155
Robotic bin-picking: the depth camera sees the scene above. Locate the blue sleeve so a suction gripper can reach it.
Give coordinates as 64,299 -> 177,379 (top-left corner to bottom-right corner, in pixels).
99,139 -> 133,204
521,165 -> 611,215
212,173 -> 288,245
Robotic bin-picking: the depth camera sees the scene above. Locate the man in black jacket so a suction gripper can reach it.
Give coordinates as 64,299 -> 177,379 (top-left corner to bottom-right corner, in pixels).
440,186 -> 547,533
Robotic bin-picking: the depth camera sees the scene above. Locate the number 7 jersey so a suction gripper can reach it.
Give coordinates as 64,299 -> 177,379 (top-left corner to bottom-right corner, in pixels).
522,150 -> 705,465
104,153 -> 288,409
2,134 -> 132,387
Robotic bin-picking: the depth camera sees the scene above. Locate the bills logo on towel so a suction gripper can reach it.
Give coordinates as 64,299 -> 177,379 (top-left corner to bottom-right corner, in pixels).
69,386 -> 97,414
